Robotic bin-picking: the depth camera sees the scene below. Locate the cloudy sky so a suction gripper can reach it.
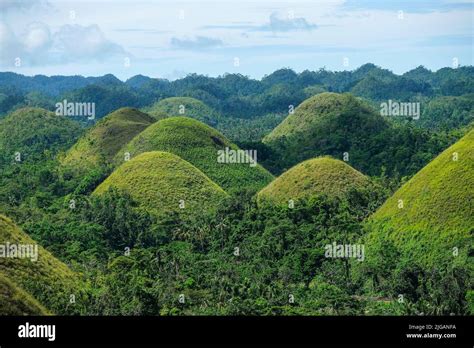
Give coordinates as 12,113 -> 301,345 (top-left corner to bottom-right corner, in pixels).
0,0 -> 472,79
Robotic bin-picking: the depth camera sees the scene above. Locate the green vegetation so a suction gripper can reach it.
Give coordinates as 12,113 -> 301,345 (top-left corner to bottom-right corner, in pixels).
0,214 -> 84,314
61,84 -> 141,122
95,151 -> 228,217
350,75 -> 431,101
60,107 -> 155,176
0,107 -> 82,162
0,274 -> 50,315
0,65 -> 472,316
264,92 -> 460,176
263,92 -> 389,175
0,107 -> 83,219
420,94 -> 474,130
257,156 -> 370,205
24,189 -> 383,315
265,93 -> 386,142
367,128 -> 474,266
115,117 -> 274,193
218,113 -> 286,142
144,97 -> 221,127
352,129 -> 474,315
1,65 -> 472,131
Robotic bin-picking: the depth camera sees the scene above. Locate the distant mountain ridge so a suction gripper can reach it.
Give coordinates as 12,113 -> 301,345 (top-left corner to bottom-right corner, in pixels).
0,72 -> 123,96
1,64 -> 472,97
1,63 -> 473,135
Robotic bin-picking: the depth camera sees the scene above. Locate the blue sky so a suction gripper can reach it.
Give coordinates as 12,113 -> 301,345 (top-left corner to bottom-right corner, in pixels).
0,0 -> 472,80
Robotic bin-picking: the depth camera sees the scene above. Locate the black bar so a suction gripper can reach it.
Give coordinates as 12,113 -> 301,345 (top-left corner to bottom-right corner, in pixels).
0,316 -> 472,346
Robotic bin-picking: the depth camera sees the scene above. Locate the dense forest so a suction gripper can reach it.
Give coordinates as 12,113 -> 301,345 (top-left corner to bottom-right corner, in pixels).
1,64 -> 473,134
0,64 -> 472,316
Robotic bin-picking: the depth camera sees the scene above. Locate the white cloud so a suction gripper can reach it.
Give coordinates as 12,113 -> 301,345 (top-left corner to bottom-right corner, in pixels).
0,21 -> 24,65
0,21 -> 127,67
53,24 -> 126,62
22,22 -> 51,52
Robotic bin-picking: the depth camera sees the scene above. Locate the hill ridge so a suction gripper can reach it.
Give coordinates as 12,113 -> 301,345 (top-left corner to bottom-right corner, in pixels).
257,156 -> 370,205
60,107 -> 155,175
94,151 -> 229,217
114,116 -> 274,193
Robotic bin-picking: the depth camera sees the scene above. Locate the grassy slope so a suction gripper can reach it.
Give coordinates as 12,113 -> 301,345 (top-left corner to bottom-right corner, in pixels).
60,107 -> 155,174
257,156 -> 370,205
95,151 -> 228,217
0,107 -> 82,159
0,274 -> 50,315
144,97 -> 221,126
114,117 -> 274,193
264,92 -> 387,142
262,93 -> 390,176
0,214 -> 83,314
367,128 -> 474,265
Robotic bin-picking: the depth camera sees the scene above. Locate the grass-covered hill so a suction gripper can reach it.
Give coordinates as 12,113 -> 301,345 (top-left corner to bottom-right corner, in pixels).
144,97 -> 221,127
0,214 -> 84,314
366,128 -> 474,266
60,107 -> 155,176
114,117 -> 274,193
264,92 -> 387,143
0,274 -> 50,315
262,92 -> 458,177
0,107 -> 82,162
257,156 -> 370,205
94,151 -> 228,217
263,93 -> 389,173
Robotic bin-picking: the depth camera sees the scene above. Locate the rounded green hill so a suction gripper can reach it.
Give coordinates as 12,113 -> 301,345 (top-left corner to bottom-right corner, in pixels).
61,107 -> 155,175
263,92 -> 389,174
367,128 -> 474,266
0,274 -> 50,315
0,214 -> 83,314
264,92 -> 387,141
0,107 -> 82,161
94,151 -> 228,217
257,156 -> 370,205
114,117 -> 274,193
144,97 -> 220,126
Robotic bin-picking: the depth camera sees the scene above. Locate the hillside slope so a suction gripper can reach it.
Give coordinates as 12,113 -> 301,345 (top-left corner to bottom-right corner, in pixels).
95,151 -> 228,217
367,128 -> 474,266
115,117 -> 274,193
263,92 -> 391,175
0,274 -> 50,315
0,107 -> 82,161
264,92 -> 387,142
0,215 -> 83,314
61,107 -> 155,175
257,156 -> 370,205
